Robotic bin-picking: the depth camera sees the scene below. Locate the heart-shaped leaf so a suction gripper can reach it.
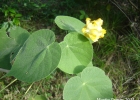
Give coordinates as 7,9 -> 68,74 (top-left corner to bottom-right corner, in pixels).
0,29 -> 16,69
58,32 -> 93,74
28,95 -> 47,100
63,67 -> 113,100
9,26 -> 30,62
55,16 -> 85,33
6,29 -> 61,83
0,29 -> 16,59
0,27 -> 30,70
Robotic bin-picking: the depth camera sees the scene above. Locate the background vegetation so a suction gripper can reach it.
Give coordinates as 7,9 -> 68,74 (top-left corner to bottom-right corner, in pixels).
0,0 -> 140,99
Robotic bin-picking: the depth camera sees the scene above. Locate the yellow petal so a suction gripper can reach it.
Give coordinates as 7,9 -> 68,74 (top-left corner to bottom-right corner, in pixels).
88,34 -> 99,42
82,27 -> 86,33
93,18 -> 103,26
87,23 -> 94,29
90,29 -> 100,36
102,29 -> 106,34
86,18 -> 91,24
84,33 -> 90,38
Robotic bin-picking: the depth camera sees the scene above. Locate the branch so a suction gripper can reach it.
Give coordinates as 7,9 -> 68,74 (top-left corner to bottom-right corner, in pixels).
128,0 -> 138,10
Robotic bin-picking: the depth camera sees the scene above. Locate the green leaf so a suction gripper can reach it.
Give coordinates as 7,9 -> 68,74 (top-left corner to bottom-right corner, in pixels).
13,18 -> 20,25
0,54 -> 11,70
4,10 -> 9,17
0,27 -> 30,70
10,13 -> 15,17
1,22 -> 9,30
55,16 -> 85,33
58,32 -> 93,74
10,26 -> 30,46
80,10 -> 86,15
0,29 -> 16,59
33,4 -> 40,8
28,95 -> 47,100
6,29 -> 61,83
80,15 -> 85,20
63,67 -> 113,100
9,26 -> 30,63
9,8 -> 16,14
15,13 -> 22,18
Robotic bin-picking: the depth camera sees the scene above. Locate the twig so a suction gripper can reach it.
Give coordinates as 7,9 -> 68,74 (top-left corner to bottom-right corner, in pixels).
109,0 -> 140,38
22,82 -> 34,100
128,0 -> 138,10
109,0 -> 132,23
104,53 -> 114,68
24,83 -> 34,95
0,79 -> 17,93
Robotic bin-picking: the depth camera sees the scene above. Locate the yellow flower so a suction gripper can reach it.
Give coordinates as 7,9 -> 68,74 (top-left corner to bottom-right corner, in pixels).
82,18 -> 106,42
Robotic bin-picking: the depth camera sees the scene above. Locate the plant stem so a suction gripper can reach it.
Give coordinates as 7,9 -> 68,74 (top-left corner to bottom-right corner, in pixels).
0,68 -> 10,73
